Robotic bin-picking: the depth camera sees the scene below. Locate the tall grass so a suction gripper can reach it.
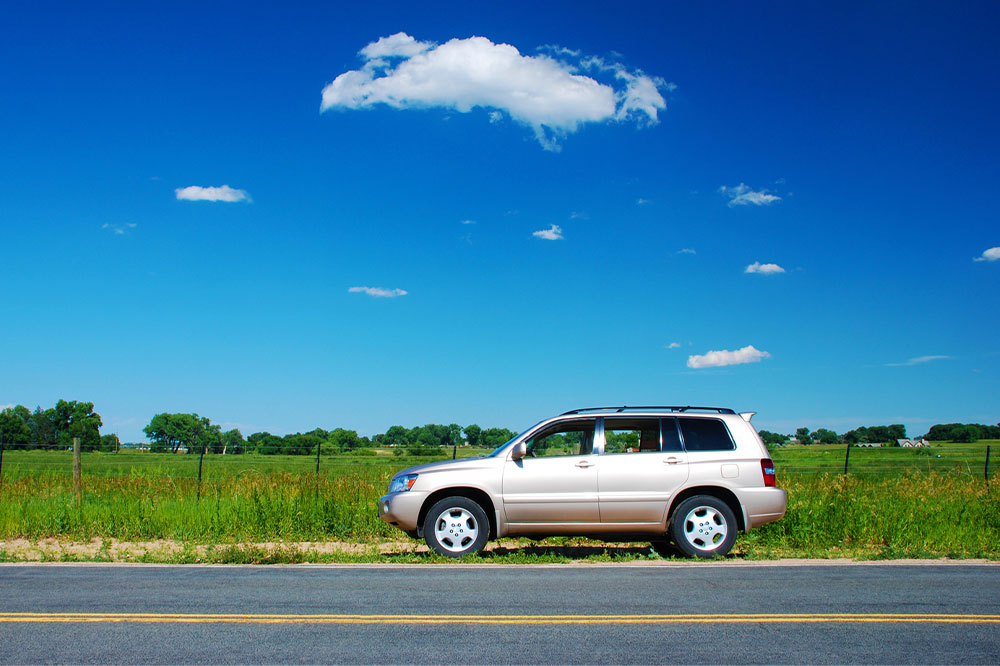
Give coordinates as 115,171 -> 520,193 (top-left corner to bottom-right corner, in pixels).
0,448 -> 997,557
741,472 -> 1000,558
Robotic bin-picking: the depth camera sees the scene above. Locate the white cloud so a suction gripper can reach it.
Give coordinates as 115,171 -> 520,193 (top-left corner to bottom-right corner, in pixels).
745,261 -> 786,274
677,248 -> 696,255
321,33 -> 669,151
359,33 -> 433,60
460,219 -> 476,225
973,246 -> 1000,262
885,355 -> 951,367
532,224 -> 564,240
175,185 -> 251,203
102,222 -> 137,235
687,345 -> 771,369
348,286 -> 408,298
666,342 -> 681,349
636,198 -> 651,205
719,183 -> 781,207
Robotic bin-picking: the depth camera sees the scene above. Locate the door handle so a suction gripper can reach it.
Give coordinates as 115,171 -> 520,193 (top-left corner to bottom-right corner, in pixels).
575,461 -> 594,468
663,457 -> 680,464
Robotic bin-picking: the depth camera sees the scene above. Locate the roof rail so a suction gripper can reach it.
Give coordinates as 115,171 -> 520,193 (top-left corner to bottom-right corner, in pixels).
560,406 -> 736,416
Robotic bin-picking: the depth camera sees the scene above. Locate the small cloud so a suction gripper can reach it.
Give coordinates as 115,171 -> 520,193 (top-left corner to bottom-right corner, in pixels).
348,286 -> 408,298
745,261 -> 786,274
102,223 -> 137,235
885,355 -> 951,367
636,198 -> 651,205
677,248 -> 696,255
532,224 -> 564,240
687,345 -> 771,369
666,342 -> 681,349
569,211 -> 588,220
973,246 -> 1000,262
175,185 -> 251,203
719,183 -> 781,207
488,111 -> 503,124
460,219 -> 476,225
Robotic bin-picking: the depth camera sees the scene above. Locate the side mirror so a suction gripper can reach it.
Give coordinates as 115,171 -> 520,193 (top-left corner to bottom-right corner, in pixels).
510,441 -> 527,461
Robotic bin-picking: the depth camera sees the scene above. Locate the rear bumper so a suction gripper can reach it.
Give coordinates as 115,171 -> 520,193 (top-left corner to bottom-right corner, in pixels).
378,491 -> 429,533
739,487 -> 788,529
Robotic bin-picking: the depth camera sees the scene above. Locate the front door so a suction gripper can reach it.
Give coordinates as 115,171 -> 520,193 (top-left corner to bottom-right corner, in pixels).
502,419 -> 600,528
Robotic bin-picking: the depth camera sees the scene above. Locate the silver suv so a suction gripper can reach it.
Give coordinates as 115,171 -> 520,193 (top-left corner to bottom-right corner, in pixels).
378,407 -> 786,558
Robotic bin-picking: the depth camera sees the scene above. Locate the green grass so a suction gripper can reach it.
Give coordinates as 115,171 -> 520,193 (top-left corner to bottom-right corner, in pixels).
0,443 -> 997,561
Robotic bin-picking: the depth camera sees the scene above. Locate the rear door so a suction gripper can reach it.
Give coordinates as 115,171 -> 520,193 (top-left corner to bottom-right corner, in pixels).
597,417 -> 689,525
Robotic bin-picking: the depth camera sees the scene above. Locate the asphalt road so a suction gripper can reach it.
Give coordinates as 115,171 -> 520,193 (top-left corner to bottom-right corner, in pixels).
1,562 -> 998,664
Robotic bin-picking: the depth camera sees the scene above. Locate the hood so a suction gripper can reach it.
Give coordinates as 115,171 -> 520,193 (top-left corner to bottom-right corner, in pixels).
394,455 -> 496,478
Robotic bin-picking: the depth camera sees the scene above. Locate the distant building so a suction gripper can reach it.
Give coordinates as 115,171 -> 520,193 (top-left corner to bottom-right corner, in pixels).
856,442 -> 882,447
898,438 -> 929,448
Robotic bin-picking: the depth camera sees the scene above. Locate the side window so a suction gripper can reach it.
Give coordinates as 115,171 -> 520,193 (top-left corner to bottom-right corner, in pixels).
525,420 -> 595,457
678,418 -> 735,452
604,418 -> 661,454
661,418 -> 683,452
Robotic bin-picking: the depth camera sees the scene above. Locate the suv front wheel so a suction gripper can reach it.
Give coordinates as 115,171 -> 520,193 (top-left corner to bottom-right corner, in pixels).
669,495 -> 737,558
423,496 -> 490,558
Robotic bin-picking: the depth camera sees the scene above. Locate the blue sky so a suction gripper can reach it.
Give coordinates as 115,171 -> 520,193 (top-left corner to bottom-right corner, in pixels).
2,1 -> 998,441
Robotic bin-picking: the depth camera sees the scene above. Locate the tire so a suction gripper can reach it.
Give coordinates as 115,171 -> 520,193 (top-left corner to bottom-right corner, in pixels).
423,496 -> 490,558
668,495 -> 737,558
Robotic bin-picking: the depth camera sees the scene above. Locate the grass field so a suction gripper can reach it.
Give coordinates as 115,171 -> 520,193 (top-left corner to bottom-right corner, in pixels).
0,442 -> 996,562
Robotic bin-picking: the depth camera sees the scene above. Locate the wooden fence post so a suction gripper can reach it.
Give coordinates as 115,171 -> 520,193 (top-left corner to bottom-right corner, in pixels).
73,437 -> 82,504
843,440 -> 851,475
986,445 -> 991,492
0,440 -> 5,489
197,441 -> 207,501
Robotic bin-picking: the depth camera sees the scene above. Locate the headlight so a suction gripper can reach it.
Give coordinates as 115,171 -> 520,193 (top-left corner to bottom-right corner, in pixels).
388,474 -> 418,494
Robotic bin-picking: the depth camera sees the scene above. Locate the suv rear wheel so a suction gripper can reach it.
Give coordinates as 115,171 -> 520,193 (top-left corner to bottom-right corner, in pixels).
423,496 -> 490,558
669,495 -> 737,558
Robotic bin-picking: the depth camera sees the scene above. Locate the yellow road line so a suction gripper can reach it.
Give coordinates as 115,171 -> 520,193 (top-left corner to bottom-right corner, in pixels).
0,613 -> 998,625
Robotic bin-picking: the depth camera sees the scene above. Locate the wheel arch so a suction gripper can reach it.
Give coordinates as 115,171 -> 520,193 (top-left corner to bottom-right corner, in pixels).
667,485 -> 746,532
418,487 -> 497,539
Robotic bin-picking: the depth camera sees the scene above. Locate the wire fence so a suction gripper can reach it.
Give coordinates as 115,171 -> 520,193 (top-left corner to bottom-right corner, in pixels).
0,440 -> 994,485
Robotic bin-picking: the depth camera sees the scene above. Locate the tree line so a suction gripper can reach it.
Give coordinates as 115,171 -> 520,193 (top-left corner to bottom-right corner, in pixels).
142,412 -> 517,456
759,422 -> 1000,446
0,401 -> 114,451
3,401 -> 996,452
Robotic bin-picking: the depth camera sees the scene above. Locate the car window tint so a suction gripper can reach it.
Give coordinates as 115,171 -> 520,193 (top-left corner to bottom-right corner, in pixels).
661,418 -> 682,452
678,418 -> 735,451
603,418 -> 660,454
526,420 -> 595,457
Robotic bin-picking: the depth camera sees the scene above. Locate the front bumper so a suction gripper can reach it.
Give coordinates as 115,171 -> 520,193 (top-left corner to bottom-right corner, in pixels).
378,491 -> 429,533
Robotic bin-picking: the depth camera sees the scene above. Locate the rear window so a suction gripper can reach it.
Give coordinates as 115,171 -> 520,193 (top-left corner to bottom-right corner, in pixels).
678,418 -> 735,452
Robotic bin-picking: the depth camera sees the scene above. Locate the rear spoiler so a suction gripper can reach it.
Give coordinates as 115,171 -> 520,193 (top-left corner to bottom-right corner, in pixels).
739,412 -> 756,423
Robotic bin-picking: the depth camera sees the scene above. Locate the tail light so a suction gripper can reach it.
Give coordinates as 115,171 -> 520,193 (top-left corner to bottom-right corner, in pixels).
761,458 -> 777,487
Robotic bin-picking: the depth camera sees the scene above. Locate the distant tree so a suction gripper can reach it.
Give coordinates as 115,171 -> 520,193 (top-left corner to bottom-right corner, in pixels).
481,428 -> 517,448
795,427 -> 812,445
100,433 -> 120,452
144,413 -> 212,454
0,406 -> 32,448
328,428 -> 362,453
221,429 -> 245,455
813,428 -> 839,445
464,424 -> 482,447
282,433 -> 322,455
756,430 -> 788,447
382,426 -> 411,448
